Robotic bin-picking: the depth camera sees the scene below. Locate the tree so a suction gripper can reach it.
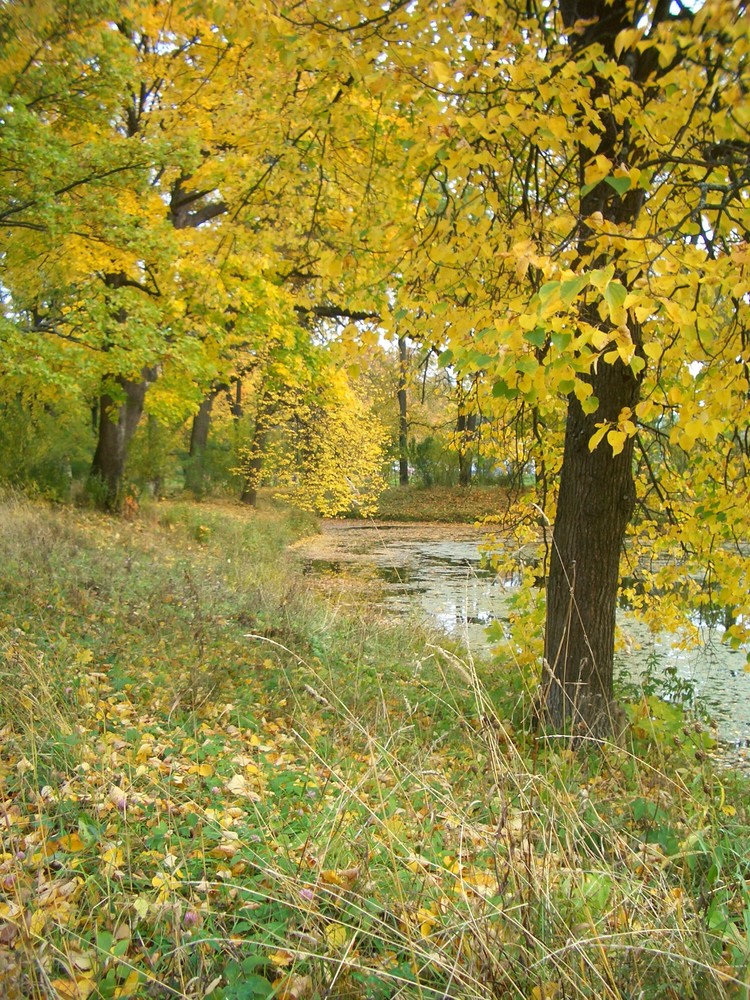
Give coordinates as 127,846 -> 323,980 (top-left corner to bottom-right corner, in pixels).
234,352 -> 387,515
397,335 -> 410,486
3,0 -> 747,742
1,1 -> 405,508
346,0 -> 750,736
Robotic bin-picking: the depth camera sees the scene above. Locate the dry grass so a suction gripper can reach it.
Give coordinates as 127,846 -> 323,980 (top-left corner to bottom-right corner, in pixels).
0,495 -> 748,999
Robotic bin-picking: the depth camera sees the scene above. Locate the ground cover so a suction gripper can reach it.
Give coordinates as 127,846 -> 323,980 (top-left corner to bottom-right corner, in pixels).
1,496 -> 749,999
374,486 -> 516,524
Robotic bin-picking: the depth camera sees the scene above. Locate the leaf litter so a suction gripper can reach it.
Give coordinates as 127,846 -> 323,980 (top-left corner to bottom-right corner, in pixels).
0,497 -> 749,999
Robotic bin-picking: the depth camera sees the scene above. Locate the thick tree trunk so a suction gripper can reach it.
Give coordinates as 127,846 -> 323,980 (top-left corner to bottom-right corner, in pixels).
544,361 -> 640,737
90,371 -> 153,510
397,336 -> 409,486
543,0 -> 643,737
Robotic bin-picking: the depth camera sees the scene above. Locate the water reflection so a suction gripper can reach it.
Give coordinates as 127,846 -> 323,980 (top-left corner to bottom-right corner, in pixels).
296,521 -> 750,755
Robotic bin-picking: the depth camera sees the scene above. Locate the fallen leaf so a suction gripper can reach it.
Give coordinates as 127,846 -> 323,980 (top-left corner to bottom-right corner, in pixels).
530,984 -> 561,1000
114,969 -> 141,997
268,949 -> 295,967
325,921 -> 348,950
49,977 -> 96,1000
58,833 -> 86,852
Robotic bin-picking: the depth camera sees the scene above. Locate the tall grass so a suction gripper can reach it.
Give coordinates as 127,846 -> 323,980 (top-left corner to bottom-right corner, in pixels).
0,494 -> 748,999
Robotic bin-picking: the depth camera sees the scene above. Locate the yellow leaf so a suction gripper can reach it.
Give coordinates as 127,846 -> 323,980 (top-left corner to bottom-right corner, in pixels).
588,423 -> 609,453
114,970 -> 141,998
607,429 -> 627,456
101,846 -> 125,875
614,28 -> 642,58
269,949 -> 295,967
58,833 -> 86,852
29,909 -> 47,936
530,984 -> 561,1000
430,61 -> 452,84
584,155 -> 612,187
320,867 -> 359,888
50,978 -> 95,1000
325,921 -> 349,950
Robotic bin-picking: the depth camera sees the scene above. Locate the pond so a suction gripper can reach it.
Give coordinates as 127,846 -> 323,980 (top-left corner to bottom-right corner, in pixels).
294,520 -> 750,759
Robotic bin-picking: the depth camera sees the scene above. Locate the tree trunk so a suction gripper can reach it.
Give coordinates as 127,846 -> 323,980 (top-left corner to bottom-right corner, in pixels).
544,361 -> 640,737
456,411 -> 477,487
543,0 -> 643,737
228,380 -> 243,424
240,404 -> 268,506
189,394 -> 215,457
90,371 -> 153,510
397,336 -> 409,486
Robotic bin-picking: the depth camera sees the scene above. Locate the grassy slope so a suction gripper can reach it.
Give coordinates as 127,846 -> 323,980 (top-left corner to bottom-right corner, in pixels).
0,496 -> 749,1000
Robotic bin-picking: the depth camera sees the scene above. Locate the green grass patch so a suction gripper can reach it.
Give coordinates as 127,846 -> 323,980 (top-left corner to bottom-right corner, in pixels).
0,495 -> 748,999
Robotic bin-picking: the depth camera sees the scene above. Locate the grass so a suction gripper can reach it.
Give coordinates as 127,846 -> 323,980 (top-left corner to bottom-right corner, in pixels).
1,494 -> 749,999
374,485 -> 517,523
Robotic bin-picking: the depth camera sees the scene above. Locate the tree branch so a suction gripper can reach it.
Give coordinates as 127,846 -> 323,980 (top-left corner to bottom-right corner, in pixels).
294,305 -> 381,323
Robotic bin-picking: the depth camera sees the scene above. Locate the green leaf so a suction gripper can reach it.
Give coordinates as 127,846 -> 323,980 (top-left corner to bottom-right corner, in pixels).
581,394 -> 599,415
523,326 -> 547,348
551,331 -> 572,351
604,175 -> 632,195
604,280 -> 627,323
538,281 -> 560,305
516,357 -> 537,375
78,814 -> 101,846
467,350 -> 495,366
560,275 -> 587,304
492,379 -> 519,400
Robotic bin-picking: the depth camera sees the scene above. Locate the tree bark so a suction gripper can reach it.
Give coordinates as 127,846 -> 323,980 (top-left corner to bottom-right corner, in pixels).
544,362 -> 640,736
397,336 -> 409,486
543,0 -> 643,737
89,370 -> 154,510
